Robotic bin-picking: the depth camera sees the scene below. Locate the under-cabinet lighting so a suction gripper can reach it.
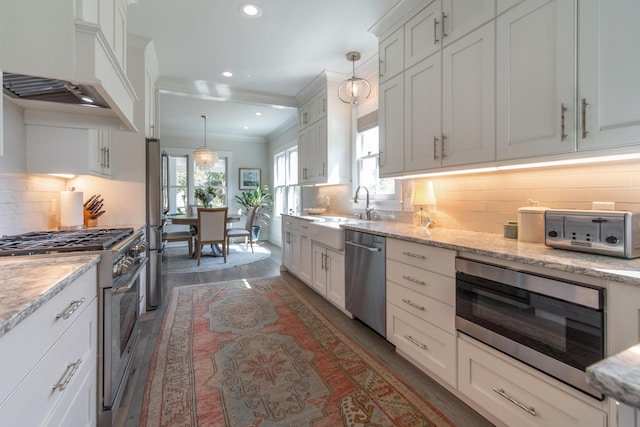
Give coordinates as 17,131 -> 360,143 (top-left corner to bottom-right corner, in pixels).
402,152 -> 640,179
48,173 -> 76,179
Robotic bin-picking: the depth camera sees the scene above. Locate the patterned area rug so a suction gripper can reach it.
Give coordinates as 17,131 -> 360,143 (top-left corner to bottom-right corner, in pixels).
140,276 -> 455,426
163,243 -> 271,273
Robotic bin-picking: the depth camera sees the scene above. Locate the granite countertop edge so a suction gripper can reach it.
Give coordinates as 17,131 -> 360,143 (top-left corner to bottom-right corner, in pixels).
587,344 -> 640,409
0,254 -> 100,338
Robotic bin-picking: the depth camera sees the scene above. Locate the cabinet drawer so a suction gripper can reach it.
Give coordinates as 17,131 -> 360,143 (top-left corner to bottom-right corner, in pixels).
0,265 -> 97,404
386,303 -> 456,387
387,238 -> 455,276
458,337 -> 606,427
0,299 -> 97,426
387,258 -> 455,305
282,215 -> 299,232
387,280 -> 454,333
297,220 -> 311,237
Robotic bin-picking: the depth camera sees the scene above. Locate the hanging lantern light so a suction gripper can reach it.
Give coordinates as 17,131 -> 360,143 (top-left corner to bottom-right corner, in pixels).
338,51 -> 371,105
193,114 -> 218,170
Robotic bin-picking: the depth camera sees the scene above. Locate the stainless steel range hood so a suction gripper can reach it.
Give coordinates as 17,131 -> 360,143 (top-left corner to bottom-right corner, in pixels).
3,73 -> 110,108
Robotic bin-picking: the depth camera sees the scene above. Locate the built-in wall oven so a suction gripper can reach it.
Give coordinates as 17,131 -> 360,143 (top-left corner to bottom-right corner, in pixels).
455,257 -> 605,399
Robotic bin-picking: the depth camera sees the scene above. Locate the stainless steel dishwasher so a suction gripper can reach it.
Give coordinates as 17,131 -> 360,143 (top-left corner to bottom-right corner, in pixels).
345,229 -> 386,337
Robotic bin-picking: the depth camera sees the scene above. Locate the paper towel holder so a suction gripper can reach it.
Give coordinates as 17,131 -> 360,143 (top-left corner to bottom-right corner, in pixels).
59,187 -> 85,231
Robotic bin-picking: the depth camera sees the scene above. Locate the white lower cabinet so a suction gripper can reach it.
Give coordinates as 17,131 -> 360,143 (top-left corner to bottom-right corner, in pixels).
0,265 -> 98,426
311,243 -> 346,311
281,215 -> 312,286
458,336 -> 606,427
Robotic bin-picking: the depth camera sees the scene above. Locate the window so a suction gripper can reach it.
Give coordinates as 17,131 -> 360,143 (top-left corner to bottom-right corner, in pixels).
166,155 -> 227,215
356,112 -> 396,199
274,146 -> 300,216
194,158 -> 227,207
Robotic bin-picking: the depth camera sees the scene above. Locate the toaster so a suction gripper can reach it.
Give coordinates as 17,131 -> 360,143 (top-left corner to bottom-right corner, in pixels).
544,209 -> 640,259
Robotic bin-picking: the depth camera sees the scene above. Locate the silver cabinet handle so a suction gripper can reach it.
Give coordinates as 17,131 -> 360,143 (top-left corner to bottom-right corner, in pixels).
379,59 -> 384,77
433,17 -> 440,44
402,299 -> 426,311
561,103 -> 568,142
441,12 -> 448,39
402,275 -> 426,286
53,359 -> 82,392
492,388 -> 537,416
441,134 -> 447,158
378,152 -> 384,167
581,98 -> 590,139
105,147 -> 110,168
433,136 -> 439,160
346,241 -> 381,252
401,251 -> 425,260
404,335 -> 427,349
56,298 -> 85,320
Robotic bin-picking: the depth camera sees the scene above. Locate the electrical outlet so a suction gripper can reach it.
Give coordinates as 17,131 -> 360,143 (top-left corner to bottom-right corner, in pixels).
592,201 -> 615,211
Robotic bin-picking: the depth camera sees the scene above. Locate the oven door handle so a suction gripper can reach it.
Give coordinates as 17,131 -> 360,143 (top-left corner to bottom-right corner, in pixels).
113,258 -> 146,295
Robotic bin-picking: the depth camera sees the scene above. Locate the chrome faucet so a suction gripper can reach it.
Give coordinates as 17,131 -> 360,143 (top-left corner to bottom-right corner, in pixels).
353,186 -> 373,220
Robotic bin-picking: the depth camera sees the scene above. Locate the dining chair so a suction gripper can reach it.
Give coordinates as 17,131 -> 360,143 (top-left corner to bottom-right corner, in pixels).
226,206 -> 259,254
196,207 -> 228,265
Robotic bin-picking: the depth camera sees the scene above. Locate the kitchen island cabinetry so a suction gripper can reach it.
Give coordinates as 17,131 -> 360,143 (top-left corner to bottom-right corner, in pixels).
311,243 -> 346,312
385,238 -> 457,386
27,125 -> 113,178
458,336 -> 606,427
296,73 -> 350,186
0,260 -> 98,427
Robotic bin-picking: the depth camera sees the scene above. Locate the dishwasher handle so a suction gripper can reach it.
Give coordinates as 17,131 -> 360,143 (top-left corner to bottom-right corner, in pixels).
346,240 -> 382,252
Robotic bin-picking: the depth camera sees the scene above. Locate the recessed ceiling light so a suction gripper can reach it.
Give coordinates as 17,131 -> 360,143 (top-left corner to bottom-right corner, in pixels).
243,126 -> 249,130
240,3 -> 262,17
221,71 -> 233,78
255,112 -> 263,116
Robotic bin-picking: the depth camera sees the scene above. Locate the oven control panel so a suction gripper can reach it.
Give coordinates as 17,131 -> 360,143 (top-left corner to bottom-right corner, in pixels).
545,209 -> 640,258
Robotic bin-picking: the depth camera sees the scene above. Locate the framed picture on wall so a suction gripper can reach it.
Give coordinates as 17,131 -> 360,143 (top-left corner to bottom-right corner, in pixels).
239,168 -> 261,190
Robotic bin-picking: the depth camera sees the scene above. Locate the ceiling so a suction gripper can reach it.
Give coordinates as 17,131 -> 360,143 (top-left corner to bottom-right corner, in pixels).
127,0 -> 401,140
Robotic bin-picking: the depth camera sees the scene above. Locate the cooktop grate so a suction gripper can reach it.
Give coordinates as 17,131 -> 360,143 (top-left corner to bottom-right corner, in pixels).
0,228 -> 134,256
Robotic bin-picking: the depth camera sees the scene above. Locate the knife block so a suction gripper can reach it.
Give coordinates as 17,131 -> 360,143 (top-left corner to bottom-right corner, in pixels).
84,208 -> 98,227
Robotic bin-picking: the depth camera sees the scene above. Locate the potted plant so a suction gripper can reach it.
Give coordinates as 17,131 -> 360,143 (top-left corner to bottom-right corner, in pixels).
234,185 -> 272,240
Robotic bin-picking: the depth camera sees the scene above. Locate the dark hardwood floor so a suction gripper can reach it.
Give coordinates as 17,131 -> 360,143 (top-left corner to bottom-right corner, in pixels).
114,241 -> 494,427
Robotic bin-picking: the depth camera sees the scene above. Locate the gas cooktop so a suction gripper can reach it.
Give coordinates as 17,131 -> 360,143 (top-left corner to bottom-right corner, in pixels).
0,228 -> 134,256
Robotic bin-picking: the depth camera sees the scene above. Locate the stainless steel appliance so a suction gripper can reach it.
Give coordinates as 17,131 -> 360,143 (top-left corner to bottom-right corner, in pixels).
345,230 -> 386,337
545,209 -> 640,258
0,228 -> 148,425
455,257 -> 605,399
146,138 -> 168,309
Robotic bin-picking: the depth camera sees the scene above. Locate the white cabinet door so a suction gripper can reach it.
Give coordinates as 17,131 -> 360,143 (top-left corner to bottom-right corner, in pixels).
578,0 -> 640,152
442,21 -> 495,166
298,233 -> 312,285
442,0 -> 495,46
404,55 -> 442,172
325,249 -> 345,310
379,73 -> 405,177
405,3 -> 441,69
311,244 -> 327,296
496,0 -> 576,160
379,27 -> 404,82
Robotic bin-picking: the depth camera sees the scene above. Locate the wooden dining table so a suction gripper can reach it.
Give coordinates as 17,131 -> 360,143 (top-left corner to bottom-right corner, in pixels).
169,213 -> 241,257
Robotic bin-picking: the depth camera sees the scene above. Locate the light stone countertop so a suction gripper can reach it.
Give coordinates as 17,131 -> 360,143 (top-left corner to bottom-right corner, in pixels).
0,254 -> 100,338
337,221 -> 640,286
587,345 -> 640,409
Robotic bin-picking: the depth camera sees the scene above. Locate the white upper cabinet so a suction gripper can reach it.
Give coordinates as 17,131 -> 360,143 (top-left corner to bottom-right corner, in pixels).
296,73 -> 349,185
496,0 -> 576,160
441,0 -> 495,47
441,21 -> 495,166
404,4 -> 441,69
379,73 -> 405,177
379,27 -> 405,83
578,0 -> 640,152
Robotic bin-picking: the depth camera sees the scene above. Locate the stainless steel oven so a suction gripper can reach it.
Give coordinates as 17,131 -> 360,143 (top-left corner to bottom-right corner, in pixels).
455,257 -> 605,399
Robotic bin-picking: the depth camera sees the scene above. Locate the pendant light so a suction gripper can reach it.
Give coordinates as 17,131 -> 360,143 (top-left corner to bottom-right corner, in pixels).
338,52 -> 371,105
193,115 -> 218,170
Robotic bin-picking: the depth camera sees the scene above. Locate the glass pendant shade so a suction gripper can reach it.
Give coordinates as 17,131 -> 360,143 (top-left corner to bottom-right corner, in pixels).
193,115 -> 218,170
338,52 -> 371,105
